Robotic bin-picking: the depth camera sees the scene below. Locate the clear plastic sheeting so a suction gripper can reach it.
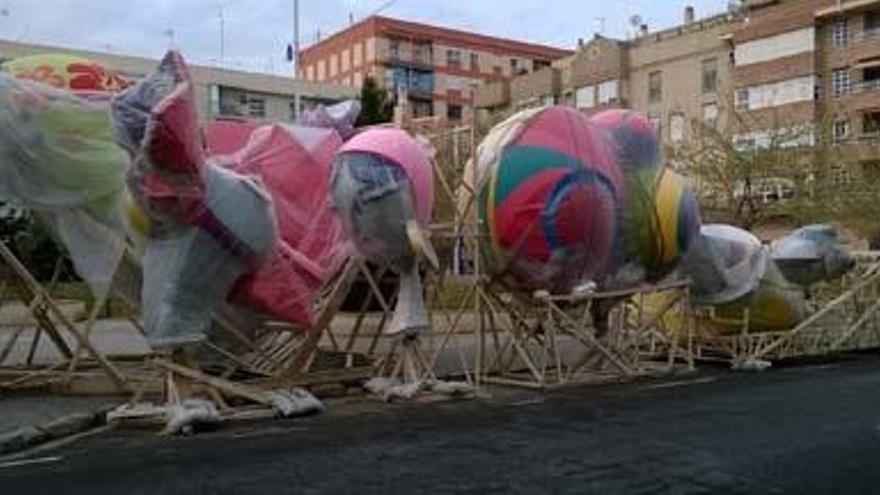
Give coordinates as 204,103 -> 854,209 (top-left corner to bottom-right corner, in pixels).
112,51 -> 278,349
473,107 -> 700,294
0,72 -> 129,297
140,166 -> 278,348
297,100 -> 361,140
331,128 -> 434,335
113,50 -> 352,348
683,224 -> 767,306
220,122 -> 350,327
681,223 -> 854,332
330,151 -> 417,271
770,224 -> 854,287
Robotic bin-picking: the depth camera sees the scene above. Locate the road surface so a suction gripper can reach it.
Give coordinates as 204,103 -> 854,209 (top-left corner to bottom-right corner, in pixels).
3,355 -> 880,494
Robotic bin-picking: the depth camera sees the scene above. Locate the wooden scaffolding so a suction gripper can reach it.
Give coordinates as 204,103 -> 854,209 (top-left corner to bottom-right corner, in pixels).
693,255 -> 880,366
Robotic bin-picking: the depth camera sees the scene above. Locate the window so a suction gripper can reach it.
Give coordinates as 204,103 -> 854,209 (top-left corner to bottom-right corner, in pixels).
833,18 -> 849,46
866,11 -> 880,37
702,103 -> 719,128
833,69 -> 851,97
598,80 -> 618,104
446,49 -> 461,68
289,100 -> 299,121
412,100 -> 433,118
833,120 -> 850,143
248,97 -> 266,118
390,40 -> 400,58
669,113 -> 686,143
735,89 -> 750,110
702,58 -> 718,94
575,85 -> 595,109
353,42 -> 363,67
648,71 -> 662,103
447,104 -> 463,121
864,112 -> 880,135
510,58 -> 519,71
534,59 -> 551,71
470,53 -> 479,70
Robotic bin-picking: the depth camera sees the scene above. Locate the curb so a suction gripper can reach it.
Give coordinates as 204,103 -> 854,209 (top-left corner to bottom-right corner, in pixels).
0,410 -> 107,456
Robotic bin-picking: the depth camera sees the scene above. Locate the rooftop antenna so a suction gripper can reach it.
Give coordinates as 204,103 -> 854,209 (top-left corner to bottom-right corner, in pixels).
164,28 -> 176,48
629,14 -> 643,38
594,17 -> 606,35
371,0 -> 398,16
217,4 -> 226,68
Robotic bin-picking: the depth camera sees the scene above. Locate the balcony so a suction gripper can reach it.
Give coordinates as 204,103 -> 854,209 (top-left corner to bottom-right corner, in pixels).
853,78 -> 880,93
509,67 -> 561,106
844,27 -> 880,63
839,78 -> 880,111
474,80 -> 510,109
386,53 -> 434,71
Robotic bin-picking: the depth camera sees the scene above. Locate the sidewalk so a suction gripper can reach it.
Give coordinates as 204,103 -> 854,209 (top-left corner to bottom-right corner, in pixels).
0,395 -> 121,456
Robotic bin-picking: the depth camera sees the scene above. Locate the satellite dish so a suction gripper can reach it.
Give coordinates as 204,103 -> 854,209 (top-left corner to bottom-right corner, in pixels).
629,14 -> 643,28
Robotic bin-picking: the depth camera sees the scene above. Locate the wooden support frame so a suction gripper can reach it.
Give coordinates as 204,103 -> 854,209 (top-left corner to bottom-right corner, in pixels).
0,239 -> 130,392
693,260 -> 880,365
475,280 -> 696,389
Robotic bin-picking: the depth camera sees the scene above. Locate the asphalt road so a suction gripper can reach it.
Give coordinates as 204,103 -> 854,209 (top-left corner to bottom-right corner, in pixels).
4,356 -> 880,494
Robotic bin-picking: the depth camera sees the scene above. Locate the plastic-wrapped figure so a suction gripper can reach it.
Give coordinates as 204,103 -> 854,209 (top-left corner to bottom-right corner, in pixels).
330,128 -> 435,335
0,56 -> 132,297
112,51 -> 278,349
219,122 -> 350,328
770,224 -> 854,287
473,106 -> 700,295
683,223 -> 853,331
112,50 -> 352,349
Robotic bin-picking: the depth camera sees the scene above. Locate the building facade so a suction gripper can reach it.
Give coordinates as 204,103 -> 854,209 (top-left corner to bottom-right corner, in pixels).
0,40 -> 358,123
475,6 -> 739,146
476,0 -> 880,172
298,16 -> 571,123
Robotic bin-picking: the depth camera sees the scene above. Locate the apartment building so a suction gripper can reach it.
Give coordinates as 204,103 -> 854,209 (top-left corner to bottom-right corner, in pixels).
0,39 -> 357,123
297,16 -> 571,123
476,0 -> 880,172
476,6 -> 739,146
727,0 -> 880,174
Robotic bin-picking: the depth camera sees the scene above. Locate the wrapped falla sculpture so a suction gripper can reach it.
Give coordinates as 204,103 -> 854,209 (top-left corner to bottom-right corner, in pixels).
683,223 -> 854,331
330,128 -> 435,335
474,106 -> 700,294
0,55 -> 133,297
111,50 -> 349,349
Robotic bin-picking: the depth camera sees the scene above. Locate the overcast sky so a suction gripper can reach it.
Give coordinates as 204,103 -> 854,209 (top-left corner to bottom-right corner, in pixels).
0,0 -> 730,75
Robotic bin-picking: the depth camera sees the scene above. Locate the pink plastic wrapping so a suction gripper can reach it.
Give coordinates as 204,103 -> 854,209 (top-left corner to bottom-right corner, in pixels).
474,106 -> 700,294
218,122 -> 350,327
330,128 -> 434,334
112,51 -> 279,348
112,50 -> 351,348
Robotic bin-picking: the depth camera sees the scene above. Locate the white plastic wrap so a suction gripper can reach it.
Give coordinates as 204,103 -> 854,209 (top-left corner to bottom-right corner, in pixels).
683,224 -> 767,306
297,100 -> 361,139
111,51 -> 278,349
0,73 -> 129,296
330,152 -> 418,272
770,224 -> 854,287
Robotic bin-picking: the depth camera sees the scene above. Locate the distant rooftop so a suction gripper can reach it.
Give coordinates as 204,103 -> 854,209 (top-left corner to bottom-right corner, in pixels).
300,15 -> 573,61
